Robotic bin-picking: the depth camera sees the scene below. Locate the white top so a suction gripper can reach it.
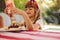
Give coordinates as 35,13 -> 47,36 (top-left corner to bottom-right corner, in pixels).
0,13 -> 24,27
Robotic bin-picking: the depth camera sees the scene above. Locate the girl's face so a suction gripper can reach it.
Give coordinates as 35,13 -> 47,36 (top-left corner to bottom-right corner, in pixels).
25,7 -> 36,18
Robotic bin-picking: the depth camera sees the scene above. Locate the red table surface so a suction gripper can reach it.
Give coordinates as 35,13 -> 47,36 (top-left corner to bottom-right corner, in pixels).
0,31 -> 60,40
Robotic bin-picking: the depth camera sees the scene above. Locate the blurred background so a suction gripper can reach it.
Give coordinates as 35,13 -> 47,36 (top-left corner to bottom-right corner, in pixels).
0,0 -> 60,25
40,0 -> 60,25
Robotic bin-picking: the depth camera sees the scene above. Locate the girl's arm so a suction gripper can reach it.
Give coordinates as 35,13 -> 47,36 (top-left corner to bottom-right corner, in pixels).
0,16 -> 4,28
5,0 -> 15,7
13,8 -> 34,30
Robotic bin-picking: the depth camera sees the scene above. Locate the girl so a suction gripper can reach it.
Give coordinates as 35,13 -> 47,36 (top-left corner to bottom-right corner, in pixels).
11,0 -> 43,31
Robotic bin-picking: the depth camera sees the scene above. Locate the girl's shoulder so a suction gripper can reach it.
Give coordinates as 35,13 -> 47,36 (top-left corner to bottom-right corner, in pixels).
35,18 -> 43,28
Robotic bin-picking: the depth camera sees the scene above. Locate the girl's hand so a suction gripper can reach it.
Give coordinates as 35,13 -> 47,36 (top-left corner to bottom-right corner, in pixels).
12,8 -> 26,15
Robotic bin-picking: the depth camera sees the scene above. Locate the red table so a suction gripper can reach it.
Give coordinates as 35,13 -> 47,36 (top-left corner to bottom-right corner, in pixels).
0,31 -> 60,40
